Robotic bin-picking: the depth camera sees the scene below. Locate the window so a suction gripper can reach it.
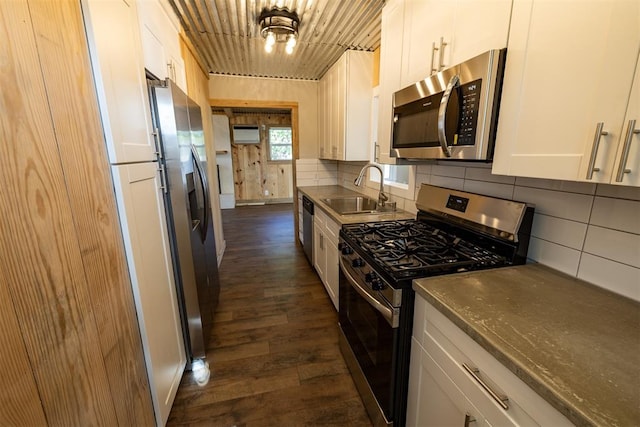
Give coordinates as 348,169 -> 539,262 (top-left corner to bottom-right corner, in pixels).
268,126 -> 292,161
369,164 -> 411,189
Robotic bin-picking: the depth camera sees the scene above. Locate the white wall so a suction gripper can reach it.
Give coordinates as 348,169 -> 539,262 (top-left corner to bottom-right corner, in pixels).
337,161 -> 640,302
208,75 -> 318,159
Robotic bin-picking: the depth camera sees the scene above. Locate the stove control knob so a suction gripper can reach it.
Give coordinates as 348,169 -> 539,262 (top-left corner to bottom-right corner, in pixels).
352,258 -> 365,268
371,279 -> 385,291
341,246 -> 353,255
365,272 -> 377,283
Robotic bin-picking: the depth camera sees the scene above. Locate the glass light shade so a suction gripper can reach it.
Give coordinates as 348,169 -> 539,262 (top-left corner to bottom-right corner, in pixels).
265,31 -> 276,46
265,42 -> 274,53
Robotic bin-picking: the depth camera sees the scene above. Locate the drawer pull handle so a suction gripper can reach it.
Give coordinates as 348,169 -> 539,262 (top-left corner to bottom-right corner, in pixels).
462,363 -> 509,410
464,413 -> 476,427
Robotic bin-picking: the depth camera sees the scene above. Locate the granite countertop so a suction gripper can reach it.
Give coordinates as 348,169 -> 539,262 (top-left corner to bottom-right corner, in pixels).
297,185 -> 415,224
413,263 -> 640,426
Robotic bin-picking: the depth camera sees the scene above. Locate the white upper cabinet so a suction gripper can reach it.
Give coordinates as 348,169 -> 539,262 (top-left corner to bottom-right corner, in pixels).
492,0 -> 640,186
137,0 -> 187,93
376,0 -> 405,164
318,50 -> 373,161
83,0 -> 156,164
400,0 -> 512,87
375,0 -> 511,164
612,54 -> 640,186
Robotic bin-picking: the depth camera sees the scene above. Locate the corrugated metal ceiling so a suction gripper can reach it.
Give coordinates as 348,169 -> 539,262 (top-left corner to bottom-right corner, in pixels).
168,0 -> 384,80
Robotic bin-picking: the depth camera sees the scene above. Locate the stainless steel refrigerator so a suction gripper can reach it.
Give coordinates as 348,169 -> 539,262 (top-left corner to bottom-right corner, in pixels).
148,78 -> 220,363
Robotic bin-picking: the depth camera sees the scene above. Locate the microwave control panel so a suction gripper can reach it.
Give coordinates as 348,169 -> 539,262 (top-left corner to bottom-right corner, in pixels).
455,79 -> 482,146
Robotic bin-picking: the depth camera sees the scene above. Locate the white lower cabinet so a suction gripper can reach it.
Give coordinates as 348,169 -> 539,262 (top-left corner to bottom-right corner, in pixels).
111,163 -> 186,426
407,295 -> 573,427
313,208 -> 340,310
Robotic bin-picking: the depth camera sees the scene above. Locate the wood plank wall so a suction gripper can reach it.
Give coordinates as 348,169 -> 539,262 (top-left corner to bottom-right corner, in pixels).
228,113 -> 294,203
0,1 -> 154,425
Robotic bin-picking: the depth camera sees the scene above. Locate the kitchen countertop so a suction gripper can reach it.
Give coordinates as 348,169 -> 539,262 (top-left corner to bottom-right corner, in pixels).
413,263 -> 640,426
297,185 -> 415,224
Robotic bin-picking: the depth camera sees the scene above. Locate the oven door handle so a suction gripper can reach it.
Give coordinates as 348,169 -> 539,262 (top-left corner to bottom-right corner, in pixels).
340,258 -> 400,328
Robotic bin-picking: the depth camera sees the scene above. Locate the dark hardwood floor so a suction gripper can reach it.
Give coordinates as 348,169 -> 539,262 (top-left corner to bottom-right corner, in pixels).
168,204 -> 371,426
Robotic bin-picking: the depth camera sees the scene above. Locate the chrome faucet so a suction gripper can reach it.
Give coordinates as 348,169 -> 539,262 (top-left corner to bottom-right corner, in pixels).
354,163 -> 390,207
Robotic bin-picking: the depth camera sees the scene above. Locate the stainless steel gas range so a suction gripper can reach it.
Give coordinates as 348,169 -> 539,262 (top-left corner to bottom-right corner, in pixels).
338,184 -> 534,427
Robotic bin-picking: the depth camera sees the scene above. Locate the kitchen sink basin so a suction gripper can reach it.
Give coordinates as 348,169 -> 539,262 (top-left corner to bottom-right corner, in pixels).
322,196 -> 380,215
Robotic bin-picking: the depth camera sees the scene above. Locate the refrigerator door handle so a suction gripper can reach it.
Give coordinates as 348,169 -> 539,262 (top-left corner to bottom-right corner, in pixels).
191,146 -> 209,243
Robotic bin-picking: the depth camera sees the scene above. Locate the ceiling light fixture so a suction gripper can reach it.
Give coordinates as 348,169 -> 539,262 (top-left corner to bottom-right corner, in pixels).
258,7 -> 300,55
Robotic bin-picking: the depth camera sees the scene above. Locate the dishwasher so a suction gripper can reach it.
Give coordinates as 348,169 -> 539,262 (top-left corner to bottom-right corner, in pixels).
302,195 -> 314,264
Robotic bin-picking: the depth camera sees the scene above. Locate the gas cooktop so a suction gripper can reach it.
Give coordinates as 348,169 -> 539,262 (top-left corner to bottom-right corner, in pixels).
341,219 -> 508,281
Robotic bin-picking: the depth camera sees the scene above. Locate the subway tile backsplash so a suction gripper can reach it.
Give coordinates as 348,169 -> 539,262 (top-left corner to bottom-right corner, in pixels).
333,161 -> 640,302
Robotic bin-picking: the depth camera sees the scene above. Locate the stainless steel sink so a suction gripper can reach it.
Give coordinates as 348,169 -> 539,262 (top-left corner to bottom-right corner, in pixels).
322,197 -> 379,215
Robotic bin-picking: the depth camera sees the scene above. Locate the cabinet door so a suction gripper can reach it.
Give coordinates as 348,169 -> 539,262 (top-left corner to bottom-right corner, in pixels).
401,0 -> 454,87
83,0 -> 156,164
334,55 -> 347,160
344,51 -> 373,161
450,0 -> 512,65
313,218 -> 325,280
325,240 -> 339,310
407,339 -> 484,427
612,54 -> 640,187
110,162 -> 186,426
492,0 -> 640,183
377,0 -> 405,164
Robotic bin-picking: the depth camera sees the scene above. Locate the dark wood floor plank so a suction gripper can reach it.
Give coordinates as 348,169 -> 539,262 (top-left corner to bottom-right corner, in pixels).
167,204 -> 371,426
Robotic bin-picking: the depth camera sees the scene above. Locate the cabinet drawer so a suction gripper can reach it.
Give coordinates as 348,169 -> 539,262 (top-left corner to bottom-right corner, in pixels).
420,299 -> 572,426
324,215 -> 341,247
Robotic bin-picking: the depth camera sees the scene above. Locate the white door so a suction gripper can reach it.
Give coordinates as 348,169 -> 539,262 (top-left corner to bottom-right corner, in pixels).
492,0 -> 640,183
83,0 -> 157,164
450,0 -> 512,65
377,0 -> 405,164
111,162 -> 186,426
612,55 -> 640,186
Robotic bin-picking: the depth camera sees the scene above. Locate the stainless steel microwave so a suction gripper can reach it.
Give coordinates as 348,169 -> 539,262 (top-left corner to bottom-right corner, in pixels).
391,49 -> 506,161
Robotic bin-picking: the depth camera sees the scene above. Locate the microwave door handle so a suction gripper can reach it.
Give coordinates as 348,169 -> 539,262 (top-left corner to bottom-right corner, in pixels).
437,74 -> 460,157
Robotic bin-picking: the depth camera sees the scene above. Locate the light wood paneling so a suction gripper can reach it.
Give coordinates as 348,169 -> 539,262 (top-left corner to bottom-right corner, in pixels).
28,0 -> 155,424
229,113 -> 293,202
0,0 -> 116,424
0,0 -> 154,424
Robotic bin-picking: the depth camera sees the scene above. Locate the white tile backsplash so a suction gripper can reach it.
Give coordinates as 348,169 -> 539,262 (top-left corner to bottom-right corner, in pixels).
332,161 -> 640,301
527,237 -> 581,276
590,197 -> 640,234
515,177 -> 597,195
595,184 -> 640,201
463,179 -> 514,199
531,214 -> 587,250
578,253 -> 640,301
513,186 -> 594,223
583,225 -> 640,268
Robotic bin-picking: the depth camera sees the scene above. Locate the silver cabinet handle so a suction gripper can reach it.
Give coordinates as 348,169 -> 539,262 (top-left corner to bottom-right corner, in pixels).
464,414 -> 476,427
438,74 -> 460,157
431,41 -> 438,74
462,363 -> 509,410
157,164 -> 168,194
615,119 -> 639,182
586,122 -> 609,179
438,37 -> 448,71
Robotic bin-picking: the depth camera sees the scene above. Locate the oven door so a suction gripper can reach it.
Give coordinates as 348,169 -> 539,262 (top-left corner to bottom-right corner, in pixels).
338,258 -> 400,424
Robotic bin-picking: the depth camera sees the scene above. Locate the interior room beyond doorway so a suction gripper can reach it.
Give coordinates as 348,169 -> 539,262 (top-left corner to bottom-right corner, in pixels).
213,106 -> 294,208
